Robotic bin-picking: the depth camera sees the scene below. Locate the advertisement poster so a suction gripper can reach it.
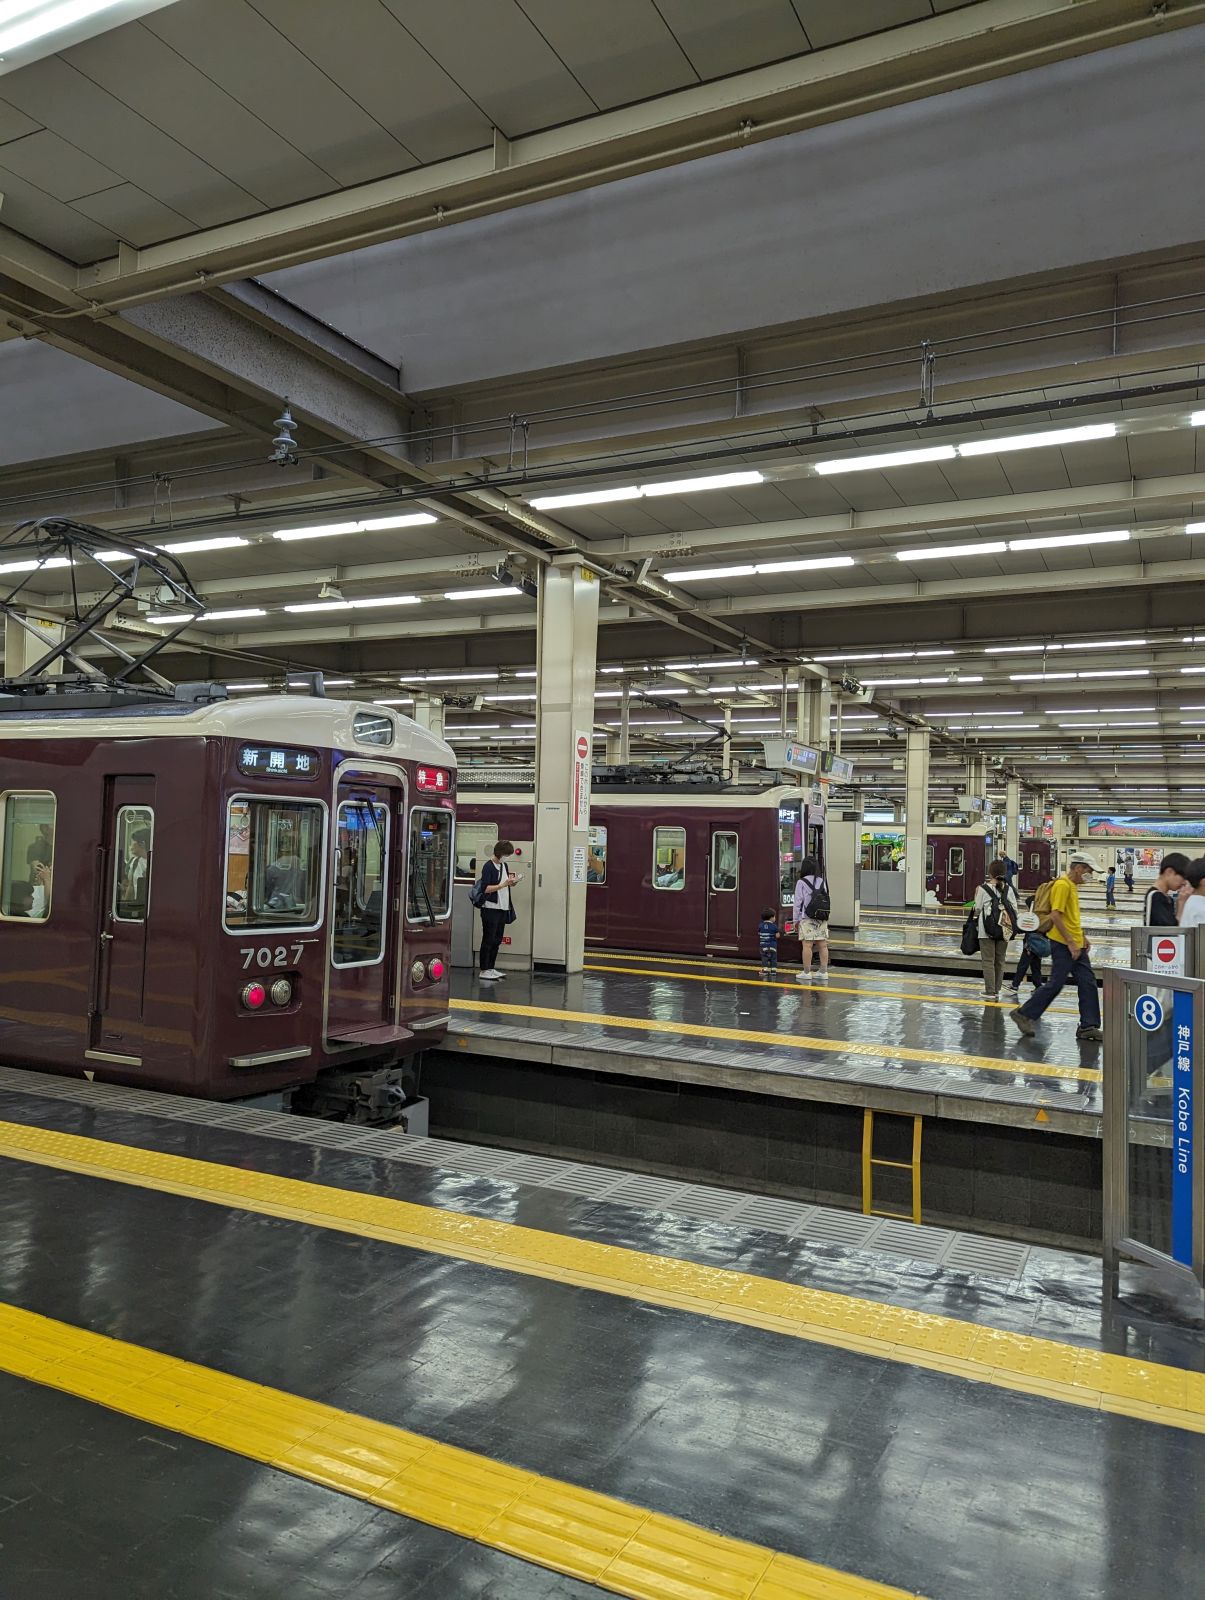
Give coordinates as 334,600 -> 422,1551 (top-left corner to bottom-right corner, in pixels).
1087,816 -> 1205,840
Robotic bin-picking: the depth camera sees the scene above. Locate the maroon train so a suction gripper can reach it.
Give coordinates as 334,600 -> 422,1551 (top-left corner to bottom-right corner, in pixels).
458,782 -> 824,963
863,824 -> 1053,903
0,692 -> 455,1121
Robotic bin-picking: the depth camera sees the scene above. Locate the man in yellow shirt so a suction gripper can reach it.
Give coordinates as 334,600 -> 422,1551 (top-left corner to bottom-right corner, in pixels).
1010,854 -> 1103,1041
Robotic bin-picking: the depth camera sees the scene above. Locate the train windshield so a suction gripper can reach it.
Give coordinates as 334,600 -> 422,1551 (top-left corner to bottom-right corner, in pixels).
224,797 -> 324,930
778,801 -> 803,908
407,808 -> 452,922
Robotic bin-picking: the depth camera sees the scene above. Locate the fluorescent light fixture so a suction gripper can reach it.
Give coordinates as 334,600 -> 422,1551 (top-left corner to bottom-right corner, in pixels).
159,536 -> 249,554
1187,522 -> 1205,535
199,608 -> 266,622
1048,706 -> 1155,714
405,671 -> 498,683
1059,720 -> 1157,728
445,725 -> 501,732
957,423 -> 1116,457
283,594 -> 421,613
273,513 -> 437,541
227,682 -> 270,691
320,679 -> 355,687
373,697 -> 414,705
145,611 -> 198,625
896,542 -> 1007,562
660,564 -> 755,582
861,675 -> 984,687
640,471 -> 764,496
1007,530 -> 1130,552
983,643 -> 1048,654
529,486 -> 640,510
484,692 -> 539,703
661,659 -> 760,671
1182,667 -> 1205,675
814,445 -> 956,476
0,0 -> 136,55
92,550 -> 138,563
1192,411 -> 1205,426
1065,638 -> 1147,650
1077,668 -> 1149,678
752,556 -> 856,575
444,586 -> 523,600
1010,672 -> 1077,681
0,555 -> 73,572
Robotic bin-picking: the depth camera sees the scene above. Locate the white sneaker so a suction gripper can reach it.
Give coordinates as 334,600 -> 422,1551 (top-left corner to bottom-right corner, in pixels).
796,971 -> 812,982
478,969 -> 500,981
816,971 -> 830,981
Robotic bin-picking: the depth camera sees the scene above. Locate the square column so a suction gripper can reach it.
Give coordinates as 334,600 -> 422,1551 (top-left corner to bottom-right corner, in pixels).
533,562 -> 600,973
1005,778 -> 1021,864
410,694 -> 444,739
795,673 -> 832,751
904,727 -> 930,910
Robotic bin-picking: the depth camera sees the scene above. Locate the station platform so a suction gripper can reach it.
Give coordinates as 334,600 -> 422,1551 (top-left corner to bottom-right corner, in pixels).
843,912 -> 1134,978
437,953 -> 1165,1247
0,1066 -> 1201,1600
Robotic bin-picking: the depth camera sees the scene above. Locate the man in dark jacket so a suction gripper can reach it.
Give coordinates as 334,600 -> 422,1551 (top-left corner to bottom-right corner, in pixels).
1143,853 -> 1190,926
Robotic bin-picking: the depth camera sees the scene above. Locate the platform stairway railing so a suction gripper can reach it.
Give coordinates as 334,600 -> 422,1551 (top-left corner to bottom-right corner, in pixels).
861,1108 -> 923,1225
1102,925 -> 1204,1298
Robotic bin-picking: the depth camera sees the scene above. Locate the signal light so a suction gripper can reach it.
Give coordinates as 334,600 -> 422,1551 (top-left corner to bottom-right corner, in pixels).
427,958 -> 445,981
242,982 -> 267,1010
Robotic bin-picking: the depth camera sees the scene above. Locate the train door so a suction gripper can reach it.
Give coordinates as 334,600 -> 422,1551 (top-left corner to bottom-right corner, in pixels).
91,776 -> 155,1061
945,841 -> 967,903
706,829 -> 740,951
327,777 -> 399,1040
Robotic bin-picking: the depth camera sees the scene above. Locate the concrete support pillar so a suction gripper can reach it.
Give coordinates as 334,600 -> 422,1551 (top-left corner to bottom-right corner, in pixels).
721,705 -> 732,775
533,562 -> 600,973
410,694 -> 444,739
1005,778 -> 1021,864
904,727 -> 930,910
795,673 -> 832,750
1052,804 -> 1066,874
605,732 -> 621,764
619,682 -> 631,765
779,668 -> 790,737
4,612 -> 64,677
966,755 -> 988,800
833,694 -> 843,755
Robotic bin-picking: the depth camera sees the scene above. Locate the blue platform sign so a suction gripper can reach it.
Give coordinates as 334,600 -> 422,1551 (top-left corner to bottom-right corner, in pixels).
1135,994 -> 1165,1032
1171,987 -> 1195,1267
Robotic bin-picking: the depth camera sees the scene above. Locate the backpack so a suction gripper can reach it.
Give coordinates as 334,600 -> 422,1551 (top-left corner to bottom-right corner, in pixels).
803,878 -> 831,921
981,885 -> 1004,942
1032,879 -> 1056,934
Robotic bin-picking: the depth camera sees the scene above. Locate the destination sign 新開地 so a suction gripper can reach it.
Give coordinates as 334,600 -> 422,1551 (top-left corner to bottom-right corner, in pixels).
237,745 -> 321,779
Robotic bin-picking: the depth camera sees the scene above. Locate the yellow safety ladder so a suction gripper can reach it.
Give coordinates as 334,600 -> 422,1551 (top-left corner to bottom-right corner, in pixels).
861,1108 -> 923,1224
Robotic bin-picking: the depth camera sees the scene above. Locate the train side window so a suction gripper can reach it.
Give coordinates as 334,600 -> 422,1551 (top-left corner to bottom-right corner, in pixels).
587,824 -> 607,885
408,808 -> 452,921
332,799 -> 389,967
1030,852 -> 1041,873
224,797 -> 325,932
949,847 -> 965,877
455,820 -> 498,882
0,791 -> 56,921
113,806 -> 154,922
652,825 -> 686,891
925,845 -> 934,876
710,831 -> 738,891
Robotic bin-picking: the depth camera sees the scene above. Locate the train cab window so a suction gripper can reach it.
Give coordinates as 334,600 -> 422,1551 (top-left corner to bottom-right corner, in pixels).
925,845 -> 935,876
587,824 -> 607,885
332,799 -> 388,967
224,797 -> 324,931
652,825 -> 686,891
113,806 -> 154,922
455,820 -> 498,882
408,808 -> 452,921
710,831 -> 738,891
1030,852 -> 1041,873
0,791 -> 56,921
949,847 -> 965,877
353,711 -> 394,747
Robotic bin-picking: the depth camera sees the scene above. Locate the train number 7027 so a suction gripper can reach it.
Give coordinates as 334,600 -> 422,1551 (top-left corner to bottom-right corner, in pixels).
240,945 -> 306,969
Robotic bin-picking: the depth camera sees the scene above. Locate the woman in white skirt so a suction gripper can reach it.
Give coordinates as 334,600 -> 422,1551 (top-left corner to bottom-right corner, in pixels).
793,855 -> 831,981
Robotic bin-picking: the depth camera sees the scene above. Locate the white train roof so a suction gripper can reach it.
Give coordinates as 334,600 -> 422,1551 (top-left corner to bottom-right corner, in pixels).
0,694 -> 456,768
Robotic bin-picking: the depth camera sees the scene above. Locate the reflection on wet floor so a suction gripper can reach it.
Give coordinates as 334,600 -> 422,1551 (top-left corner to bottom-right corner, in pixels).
850,918 -> 1133,968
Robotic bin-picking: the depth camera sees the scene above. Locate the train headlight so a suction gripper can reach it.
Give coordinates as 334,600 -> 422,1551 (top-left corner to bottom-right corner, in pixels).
269,978 -> 292,1007
427,957 -> 446,982
242,982 -> 267,1010
410,958 -> 426,984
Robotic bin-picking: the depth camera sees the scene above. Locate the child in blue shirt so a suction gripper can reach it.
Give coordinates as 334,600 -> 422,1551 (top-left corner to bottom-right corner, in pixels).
758,907 -> 779,976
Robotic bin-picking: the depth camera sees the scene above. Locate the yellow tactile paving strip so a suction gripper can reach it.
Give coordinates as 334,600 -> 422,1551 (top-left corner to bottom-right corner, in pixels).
451,999 -> 1099,1084
583,960 -> 1079,1016
0,1301 -> 920,1600
1,1119 -> 1197,1433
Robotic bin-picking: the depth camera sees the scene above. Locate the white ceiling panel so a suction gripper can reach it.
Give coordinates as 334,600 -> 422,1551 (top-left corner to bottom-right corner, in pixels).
381,0 -> 598,134
243,0 -> 487,166
71,183 -> 193,249
0,56 -> 263,227
0,100 -> 42,143
0,127 -> 120,202
792,0 -> 935,50
652,0 -> 808,78
144,0 -> 414,188
518,0 -> 697,108
64,25 -> 335,209
0,167 -> 117,261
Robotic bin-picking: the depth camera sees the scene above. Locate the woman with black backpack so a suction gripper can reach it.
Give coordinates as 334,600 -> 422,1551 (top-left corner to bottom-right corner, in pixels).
972,857 -> 1019,999
793,855 -> 832,983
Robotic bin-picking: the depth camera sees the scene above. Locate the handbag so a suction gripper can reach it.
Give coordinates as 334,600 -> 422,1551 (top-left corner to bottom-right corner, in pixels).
960,911 -> 980,956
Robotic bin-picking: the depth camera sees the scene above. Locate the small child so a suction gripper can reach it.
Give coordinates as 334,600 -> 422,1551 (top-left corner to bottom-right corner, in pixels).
1105,867 -> 1117,910
1009,896 -> 1050,996
758,907 -> 779,976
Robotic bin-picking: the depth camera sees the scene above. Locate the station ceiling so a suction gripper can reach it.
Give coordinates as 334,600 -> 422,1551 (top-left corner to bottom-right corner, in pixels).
0,0 -> 1203,816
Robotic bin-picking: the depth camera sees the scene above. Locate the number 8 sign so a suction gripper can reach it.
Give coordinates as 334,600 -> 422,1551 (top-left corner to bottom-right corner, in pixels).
1134,994 -> 1165,1032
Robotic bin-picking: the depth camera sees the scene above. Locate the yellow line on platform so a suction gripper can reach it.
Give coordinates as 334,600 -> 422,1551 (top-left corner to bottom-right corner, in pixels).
0,1301 -> 918,1600
583,961 -> 1080,1016
0,1120 -> 1194,1434
590,950 -> 990,992
452,999 -> 1099,1083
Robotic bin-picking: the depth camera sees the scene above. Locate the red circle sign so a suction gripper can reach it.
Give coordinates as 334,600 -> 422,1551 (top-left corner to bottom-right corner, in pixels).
1156,938 -> 1178,963
576,735 -> 589,759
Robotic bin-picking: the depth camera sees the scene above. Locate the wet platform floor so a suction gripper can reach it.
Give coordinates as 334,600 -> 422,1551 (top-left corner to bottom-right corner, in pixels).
450,955 -> 1110,1130
0,1077 -> 1201,1600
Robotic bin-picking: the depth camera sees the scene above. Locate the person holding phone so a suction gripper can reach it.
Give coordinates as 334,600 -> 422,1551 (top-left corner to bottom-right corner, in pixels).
478,840 -> 517,981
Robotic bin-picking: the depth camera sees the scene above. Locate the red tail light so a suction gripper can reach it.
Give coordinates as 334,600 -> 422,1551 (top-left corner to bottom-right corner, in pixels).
427,958 -> 446,981
242,982 -> 267,1010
